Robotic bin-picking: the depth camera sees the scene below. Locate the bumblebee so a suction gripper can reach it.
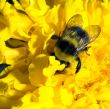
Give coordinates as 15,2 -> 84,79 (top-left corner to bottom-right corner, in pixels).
51,14 -> 101,73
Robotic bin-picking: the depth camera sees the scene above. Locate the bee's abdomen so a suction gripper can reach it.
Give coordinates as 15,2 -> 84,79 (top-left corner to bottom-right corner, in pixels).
56,40 -> 76,55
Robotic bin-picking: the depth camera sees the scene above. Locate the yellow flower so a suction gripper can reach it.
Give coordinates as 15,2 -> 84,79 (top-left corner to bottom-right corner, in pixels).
0,0 -> 110,109
29,54 -> 48,86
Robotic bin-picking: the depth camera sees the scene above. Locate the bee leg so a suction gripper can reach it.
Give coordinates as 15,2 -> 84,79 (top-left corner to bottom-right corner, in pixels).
60,60 -> 70,67
51,35 -> 60,40
51,52 -> 55,56
75,57 -> 81,73
84,46 -> 91,51
80,46 -> 91,56
84,46 -> 91,56
65,62 -> 70,68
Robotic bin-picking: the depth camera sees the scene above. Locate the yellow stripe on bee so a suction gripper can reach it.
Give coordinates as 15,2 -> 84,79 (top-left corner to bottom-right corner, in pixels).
63,37 -> 78,48
54,47 -> 74,62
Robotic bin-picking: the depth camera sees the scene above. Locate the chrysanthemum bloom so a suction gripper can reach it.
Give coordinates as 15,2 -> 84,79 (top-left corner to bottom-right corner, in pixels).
0,0 -> 110,109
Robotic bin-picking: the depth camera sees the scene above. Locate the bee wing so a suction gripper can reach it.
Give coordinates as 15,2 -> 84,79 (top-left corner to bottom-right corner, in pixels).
85,25 -> 101,43
77,25 -> 101,52
66,14 -> 83,28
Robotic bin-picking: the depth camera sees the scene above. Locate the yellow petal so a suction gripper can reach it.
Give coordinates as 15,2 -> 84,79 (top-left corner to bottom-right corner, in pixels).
39,86 -> 54,101
0,0 -> 6,11
65,0 -> 83,22
43,56 -> 65,78
2,2 -> 32,39
60,87 -> 73,106
29,54 -> 48,86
